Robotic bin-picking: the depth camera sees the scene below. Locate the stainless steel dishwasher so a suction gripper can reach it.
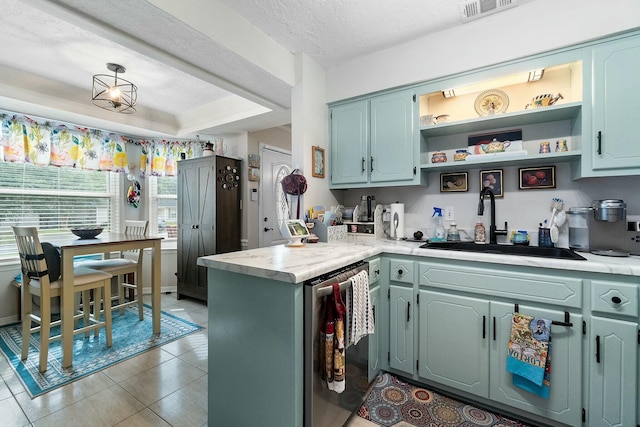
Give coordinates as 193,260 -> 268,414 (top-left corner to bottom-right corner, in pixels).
303,261 -> 372,427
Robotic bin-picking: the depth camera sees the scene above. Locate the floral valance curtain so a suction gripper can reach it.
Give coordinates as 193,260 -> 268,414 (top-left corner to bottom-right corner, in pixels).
0,112 -> 197,176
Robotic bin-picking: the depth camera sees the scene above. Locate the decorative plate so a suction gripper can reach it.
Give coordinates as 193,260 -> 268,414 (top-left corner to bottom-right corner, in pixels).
474,89 -> 509,116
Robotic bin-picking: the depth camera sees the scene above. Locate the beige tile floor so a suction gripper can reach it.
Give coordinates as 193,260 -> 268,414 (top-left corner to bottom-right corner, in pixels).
0,293 -> 209,427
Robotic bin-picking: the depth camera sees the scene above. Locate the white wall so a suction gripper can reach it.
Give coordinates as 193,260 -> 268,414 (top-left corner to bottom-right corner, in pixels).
326,0 -> 640,102
342,163 -> 640,248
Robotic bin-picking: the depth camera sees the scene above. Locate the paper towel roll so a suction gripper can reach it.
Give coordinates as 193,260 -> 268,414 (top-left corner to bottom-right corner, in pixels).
390,203 -> 405,239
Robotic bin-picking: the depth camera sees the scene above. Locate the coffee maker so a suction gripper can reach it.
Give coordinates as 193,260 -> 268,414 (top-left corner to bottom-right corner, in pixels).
357,195 -> 376,222
580,199 -> 629,256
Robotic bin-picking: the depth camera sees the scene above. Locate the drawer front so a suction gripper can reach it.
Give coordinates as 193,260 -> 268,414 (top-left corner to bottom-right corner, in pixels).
591,280 -> 639,318
389,258 -> 414,284
419,262 -> 583,308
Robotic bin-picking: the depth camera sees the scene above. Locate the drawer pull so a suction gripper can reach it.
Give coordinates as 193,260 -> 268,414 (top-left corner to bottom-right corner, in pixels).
611,296 -> 622,304
397,268 -> 404,275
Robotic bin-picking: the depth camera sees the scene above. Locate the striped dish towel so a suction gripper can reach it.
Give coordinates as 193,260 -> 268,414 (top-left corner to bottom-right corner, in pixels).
346,270 -> 375,347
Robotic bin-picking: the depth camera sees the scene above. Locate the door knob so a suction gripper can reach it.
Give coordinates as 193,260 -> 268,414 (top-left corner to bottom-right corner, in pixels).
264,227 -> 273,232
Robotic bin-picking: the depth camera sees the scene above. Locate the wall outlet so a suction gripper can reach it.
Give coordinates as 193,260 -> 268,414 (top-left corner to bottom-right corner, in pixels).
444,206 -> 455,221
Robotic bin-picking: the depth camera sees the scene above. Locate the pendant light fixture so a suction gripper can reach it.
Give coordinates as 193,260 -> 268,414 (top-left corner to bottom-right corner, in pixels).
92,63 -> 137,114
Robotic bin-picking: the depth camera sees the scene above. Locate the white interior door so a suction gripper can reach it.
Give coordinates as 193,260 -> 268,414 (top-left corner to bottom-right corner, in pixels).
259,146 -> 292,247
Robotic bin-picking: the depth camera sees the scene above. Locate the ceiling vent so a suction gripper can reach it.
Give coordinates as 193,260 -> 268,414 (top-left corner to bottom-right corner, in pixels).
459,0 -> 518,22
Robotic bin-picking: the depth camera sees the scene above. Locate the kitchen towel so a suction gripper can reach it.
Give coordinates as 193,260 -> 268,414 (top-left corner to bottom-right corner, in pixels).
320,283 -> 346,393
345,270 -> 375,347
390,203 -> 405,239
506,313 -> 551,399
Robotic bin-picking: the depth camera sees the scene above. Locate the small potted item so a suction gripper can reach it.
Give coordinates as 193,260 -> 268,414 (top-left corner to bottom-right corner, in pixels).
453,150 -> 469,161
431,151 -> 447,163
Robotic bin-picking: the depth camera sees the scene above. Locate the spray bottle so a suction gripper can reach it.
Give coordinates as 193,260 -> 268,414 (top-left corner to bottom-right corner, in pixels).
431,207 -> 446,242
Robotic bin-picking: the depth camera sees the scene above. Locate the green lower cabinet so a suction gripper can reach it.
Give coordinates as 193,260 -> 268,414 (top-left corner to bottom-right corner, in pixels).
588,316 -> 638,427
490,302 -> 583,427
418,290 -> 489,396
368,285 -> 381,382
418,291 -> 583,426
389,284 -> 414,375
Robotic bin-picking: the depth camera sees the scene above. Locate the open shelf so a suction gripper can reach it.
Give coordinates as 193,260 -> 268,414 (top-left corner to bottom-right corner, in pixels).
420,102 -> 582,138
420,150 -> 580,172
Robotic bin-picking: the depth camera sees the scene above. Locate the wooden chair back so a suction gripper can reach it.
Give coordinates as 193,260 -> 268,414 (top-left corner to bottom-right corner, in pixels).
12,226 -> 50,282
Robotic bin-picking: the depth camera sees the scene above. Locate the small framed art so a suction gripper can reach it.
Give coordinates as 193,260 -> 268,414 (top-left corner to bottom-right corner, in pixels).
312,146 -> 325,178
480,169 -> 503,197
519,166 -> 556,189
440,172 -> 468,192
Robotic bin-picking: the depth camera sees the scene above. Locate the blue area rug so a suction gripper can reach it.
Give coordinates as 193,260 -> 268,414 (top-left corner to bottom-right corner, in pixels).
0,304 -> 203,398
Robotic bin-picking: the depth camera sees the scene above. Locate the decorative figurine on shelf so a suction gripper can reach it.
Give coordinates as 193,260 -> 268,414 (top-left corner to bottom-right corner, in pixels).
202,141 -> 215,156
431,151 -> 447,163
539,141 -> 551,154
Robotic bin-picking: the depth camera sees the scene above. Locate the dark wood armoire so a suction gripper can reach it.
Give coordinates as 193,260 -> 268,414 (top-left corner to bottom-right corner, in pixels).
176,155 -> 241,301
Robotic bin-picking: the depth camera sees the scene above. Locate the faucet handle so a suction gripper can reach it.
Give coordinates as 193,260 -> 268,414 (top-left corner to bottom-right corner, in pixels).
495,221 -> 509,236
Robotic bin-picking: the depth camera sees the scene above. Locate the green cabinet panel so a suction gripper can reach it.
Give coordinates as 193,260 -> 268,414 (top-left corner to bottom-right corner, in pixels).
490,302 -> 583,427
329,100 -> 369,185
587,34 -> 640,174
389,284 -> 414,375
369,286 -> 381,382
418,290 -> 490,397
588,316 -> 638,427
369,90 -> 416,183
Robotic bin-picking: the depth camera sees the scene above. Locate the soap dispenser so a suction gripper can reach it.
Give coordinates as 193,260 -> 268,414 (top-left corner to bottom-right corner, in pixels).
431,207 -> 446,242
447,221 -> 460,242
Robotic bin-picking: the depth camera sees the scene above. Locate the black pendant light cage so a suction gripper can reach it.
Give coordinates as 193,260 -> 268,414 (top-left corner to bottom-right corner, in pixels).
92,63 -> 137,114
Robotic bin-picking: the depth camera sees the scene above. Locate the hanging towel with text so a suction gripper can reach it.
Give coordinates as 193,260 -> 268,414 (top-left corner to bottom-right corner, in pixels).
506,313 -> 551,399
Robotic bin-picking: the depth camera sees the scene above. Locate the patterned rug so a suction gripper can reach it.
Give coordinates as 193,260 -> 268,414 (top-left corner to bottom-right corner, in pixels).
0,304 -> 203,398
358,372 -> 530,427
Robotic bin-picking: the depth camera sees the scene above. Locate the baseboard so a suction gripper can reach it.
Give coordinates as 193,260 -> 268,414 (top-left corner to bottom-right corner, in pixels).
142,286 -> 177,295
0,315 -> 19,327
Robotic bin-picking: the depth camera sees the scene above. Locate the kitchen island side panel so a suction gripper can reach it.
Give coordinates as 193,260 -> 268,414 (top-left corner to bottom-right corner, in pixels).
207,269 -> 304,427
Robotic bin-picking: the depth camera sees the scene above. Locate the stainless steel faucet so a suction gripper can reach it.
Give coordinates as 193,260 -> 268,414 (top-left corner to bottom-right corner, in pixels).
478,187 -> 508,244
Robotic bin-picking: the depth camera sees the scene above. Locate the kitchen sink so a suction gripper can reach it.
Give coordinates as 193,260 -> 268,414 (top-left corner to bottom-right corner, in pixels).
419,241 -> 586,260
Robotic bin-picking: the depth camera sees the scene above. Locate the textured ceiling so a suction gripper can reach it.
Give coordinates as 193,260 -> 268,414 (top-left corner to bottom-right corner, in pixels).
0,0 -> 535,138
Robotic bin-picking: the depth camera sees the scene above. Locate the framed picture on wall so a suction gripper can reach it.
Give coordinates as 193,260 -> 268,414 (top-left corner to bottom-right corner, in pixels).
440,172 -> 468,192
519,166 -> 556,189
312,146 -> 325,178
480,169 -> 503,198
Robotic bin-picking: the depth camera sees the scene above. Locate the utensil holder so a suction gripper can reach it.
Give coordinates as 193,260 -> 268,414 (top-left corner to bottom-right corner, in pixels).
538,227 -> 554,248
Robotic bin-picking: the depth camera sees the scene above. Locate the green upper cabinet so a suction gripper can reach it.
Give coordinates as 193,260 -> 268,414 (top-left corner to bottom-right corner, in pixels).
584,34 -> 640,175
329,99 -> 369,186
329,89 -> 420,189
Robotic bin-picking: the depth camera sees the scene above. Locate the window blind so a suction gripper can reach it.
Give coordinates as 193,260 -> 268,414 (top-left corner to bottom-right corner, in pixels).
0,162 -> 117,260
148,175 -> 177,238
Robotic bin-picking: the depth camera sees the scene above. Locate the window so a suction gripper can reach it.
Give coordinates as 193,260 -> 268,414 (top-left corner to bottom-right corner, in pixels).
148,175 -> 177,239
0,162 -> 120,260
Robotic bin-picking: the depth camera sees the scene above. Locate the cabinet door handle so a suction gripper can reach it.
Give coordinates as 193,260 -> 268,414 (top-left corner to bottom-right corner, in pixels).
482,315 -> 487,339
372,305 -> 376,323
597,131 -> 602,155
406,302 -> 411,322
264,227 -> 273,232
595,335 -> 601,363
493,316 -> 496,341
370,156 -> 374,172
361,157 -> 365,173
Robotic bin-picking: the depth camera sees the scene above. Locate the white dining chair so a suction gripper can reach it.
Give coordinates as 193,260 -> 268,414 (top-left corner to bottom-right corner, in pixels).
12,226 -> 113,373
79,220 -> 148,319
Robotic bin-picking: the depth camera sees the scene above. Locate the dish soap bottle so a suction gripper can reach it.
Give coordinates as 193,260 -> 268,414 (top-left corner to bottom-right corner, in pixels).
474,221 -> 486,244
431,207 -> 446,242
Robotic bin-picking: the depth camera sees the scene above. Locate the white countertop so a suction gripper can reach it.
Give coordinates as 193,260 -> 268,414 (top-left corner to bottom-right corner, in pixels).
197,239 -> 640,284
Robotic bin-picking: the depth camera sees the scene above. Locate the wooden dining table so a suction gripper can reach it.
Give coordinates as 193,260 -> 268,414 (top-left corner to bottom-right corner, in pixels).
57,233 -> 163,369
